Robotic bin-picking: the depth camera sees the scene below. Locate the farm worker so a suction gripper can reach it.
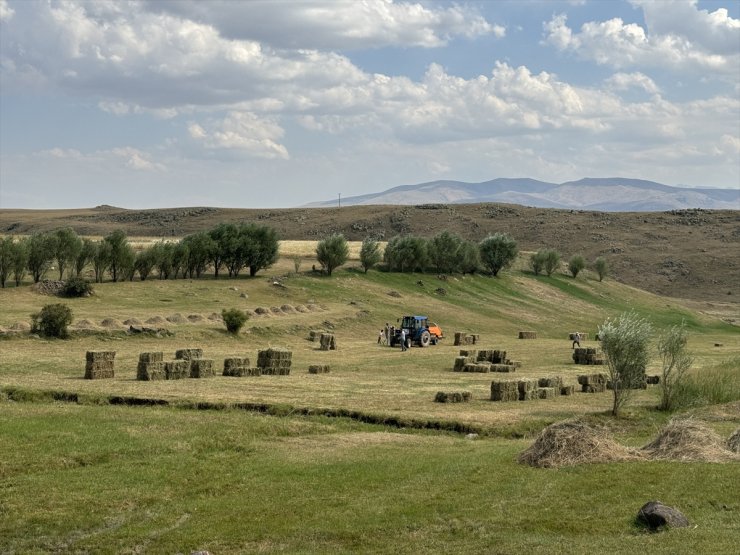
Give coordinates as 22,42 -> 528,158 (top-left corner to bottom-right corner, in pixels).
378,329 -> 384,344
572,332 -> 581,349
384,322 -> 390,344
390,325 -> 395,346
400,328 -> 407,351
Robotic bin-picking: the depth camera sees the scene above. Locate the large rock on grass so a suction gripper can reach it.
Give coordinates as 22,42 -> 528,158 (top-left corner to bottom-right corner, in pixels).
636,501 -> 689,530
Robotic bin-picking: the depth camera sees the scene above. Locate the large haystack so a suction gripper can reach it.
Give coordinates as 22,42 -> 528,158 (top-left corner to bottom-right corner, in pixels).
642,419 -> 739,462
518,420 -> 642,468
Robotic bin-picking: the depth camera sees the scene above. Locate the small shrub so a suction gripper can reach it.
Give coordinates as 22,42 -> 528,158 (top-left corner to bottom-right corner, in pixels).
593,257 -> 608,282
61,276 -> 94,297
657,321 -> 694,411
31,303 -> 73,338
530,251 -> 545,275
568,255 -> 586,278
222,308 -> 249,334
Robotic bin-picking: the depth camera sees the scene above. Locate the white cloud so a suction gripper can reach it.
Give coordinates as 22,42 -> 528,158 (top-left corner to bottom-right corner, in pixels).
543,5 -> 740,75
190,112 -> 289,159
0,0 -> 14,21
144,0 -> 502,50
605,72 -> 660,94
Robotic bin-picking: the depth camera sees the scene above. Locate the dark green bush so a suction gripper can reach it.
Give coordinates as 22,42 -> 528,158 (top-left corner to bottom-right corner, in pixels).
62,276 -> 93,297
31,303 -> 73,338
222,308 -> 249,334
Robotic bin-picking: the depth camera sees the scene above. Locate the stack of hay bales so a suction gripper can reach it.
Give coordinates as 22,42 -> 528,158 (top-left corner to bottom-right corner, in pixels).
308,365 -> 330,374
164,360 -> 190,380
319,333 -> 337,351
434,391 -> 471,403
491,380 -> 519,402
578,373 -> 608,393
85,351 -> 116,379
518,331 -> 537,339
307,330 -> 326,342
517,379 -> 538,401
223,357 -> 261,377
454,332 -> 480,346
173,348 -> 214,378
538,377 -> 563,398
452,348 -> 520,373
573,347 -> 604,365
137,352 -> 164,380
257,348 -> 292,375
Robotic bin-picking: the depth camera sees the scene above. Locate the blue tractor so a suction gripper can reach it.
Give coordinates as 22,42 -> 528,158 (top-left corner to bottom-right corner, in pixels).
390,315 -> 444,348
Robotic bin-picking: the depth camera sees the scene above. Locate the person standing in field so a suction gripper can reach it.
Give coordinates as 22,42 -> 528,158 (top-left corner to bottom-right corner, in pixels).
378,329 -> 384,345
572,332 -> 581,349
400,328 -> 407,351
385,323 -> 390,345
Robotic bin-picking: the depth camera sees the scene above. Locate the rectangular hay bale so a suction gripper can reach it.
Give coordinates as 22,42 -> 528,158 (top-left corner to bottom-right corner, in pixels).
517,379 -> 538,401
308,365 -> 330,374
137,361 -> 165,381
86,351 -> 116,363
175,348 -> 203,360
223,366 -> 261,377
165,360 -> 190,380
491,363 -> 515,373
560,385 -> 575,396
538,387 -> 557,399
491,380 -> 519,402
139,352 -> 163,363
190,359 -> 214,378
518,331 -> 537,339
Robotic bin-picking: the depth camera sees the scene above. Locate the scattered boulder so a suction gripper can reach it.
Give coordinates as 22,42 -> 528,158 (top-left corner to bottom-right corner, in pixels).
636,501 -> 689,531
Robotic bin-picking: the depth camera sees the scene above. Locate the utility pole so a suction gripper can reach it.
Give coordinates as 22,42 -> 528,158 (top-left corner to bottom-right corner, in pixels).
338,192 -> 341,208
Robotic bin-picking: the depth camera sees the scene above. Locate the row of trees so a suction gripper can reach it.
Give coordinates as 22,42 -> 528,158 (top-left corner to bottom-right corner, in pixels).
0,223 -> 279,287
317,231 -> 607,280
1,225 -> 610,286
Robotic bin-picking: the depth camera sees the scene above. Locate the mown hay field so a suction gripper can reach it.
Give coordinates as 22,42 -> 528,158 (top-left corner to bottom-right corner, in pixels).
1,255 -> 739,553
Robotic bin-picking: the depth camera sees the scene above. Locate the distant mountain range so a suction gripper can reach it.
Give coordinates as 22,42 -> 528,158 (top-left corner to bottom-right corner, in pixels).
306,177 -> 739,211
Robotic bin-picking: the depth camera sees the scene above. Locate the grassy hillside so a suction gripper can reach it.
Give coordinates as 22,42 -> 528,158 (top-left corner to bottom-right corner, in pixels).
1,259 -> 739,553
2,204 -> 739,303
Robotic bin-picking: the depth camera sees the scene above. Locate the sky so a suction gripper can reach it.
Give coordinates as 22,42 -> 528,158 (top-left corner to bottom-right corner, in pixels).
0,0 -> 738,209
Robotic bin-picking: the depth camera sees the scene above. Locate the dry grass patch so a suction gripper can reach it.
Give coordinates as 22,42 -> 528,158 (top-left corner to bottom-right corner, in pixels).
642,418 -> 740,462
518,420 -> 643,468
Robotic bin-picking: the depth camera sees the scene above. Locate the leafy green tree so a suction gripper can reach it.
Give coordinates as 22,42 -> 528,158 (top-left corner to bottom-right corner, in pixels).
54,228 -> 82,280
171,242 -> 189,279
151,241 -> 174,279
103,230 -> 133,282
428,231 -> 463,274
75,238 -> 96,277
598,311 -> 652,416
0,237 -> 12,288
359,238 -> 382,273
530,250 -> 546,275
479,233 -> 518,277
316,234 -> 349,276
208,222 -> 239,279
657,321 -> 694,412
31,303 -> 73,339
135,247 -> 157,281
222,308 -> 250,334
568,254 -> 586,278
92,240 -> 111,283
182,232 -> 214,278
543,249 -> 561,277
27,232 -> 57,283
383,235 -> 427,272
458,240 -> 480,274
245,224 -> 279,277
11,238 -> 28,286
593,257 -> 608,282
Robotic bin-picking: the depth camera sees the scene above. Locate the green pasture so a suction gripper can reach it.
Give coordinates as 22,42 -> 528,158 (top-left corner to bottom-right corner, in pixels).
1,260 -> 739,553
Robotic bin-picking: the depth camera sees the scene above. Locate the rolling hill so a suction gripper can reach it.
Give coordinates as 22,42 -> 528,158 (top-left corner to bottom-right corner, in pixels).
307,177 -> 739,211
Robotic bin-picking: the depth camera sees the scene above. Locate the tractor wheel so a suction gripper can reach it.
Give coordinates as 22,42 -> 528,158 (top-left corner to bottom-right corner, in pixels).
420,330 -> 431,347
